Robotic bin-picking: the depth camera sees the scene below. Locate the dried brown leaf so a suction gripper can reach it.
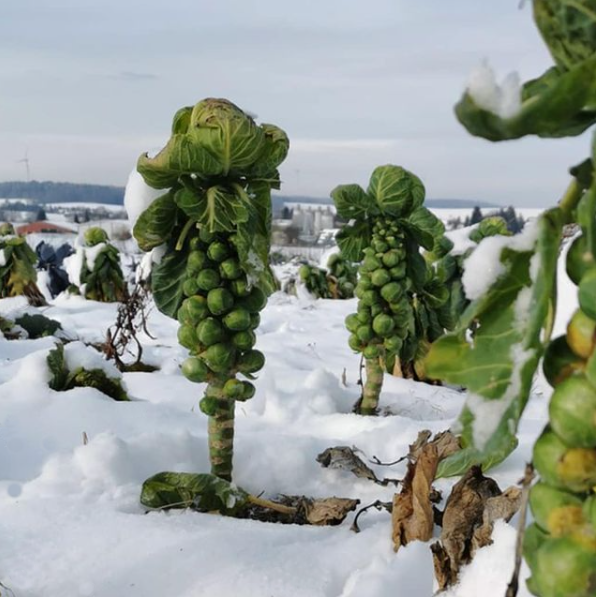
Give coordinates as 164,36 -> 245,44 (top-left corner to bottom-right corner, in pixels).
432,466 -> 522,591
316,446 -> 379,482
303,497 -> 360,526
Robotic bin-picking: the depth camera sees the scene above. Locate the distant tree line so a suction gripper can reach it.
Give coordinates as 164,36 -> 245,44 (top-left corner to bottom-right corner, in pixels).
447,206 -> 526,234
0,181 -> 124,205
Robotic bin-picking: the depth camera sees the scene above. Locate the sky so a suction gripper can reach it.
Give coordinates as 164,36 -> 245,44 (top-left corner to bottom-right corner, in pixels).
0,0 -> 592,206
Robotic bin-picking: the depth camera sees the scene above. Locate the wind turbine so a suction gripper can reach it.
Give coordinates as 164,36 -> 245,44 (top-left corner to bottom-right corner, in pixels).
17,149 -> 31,182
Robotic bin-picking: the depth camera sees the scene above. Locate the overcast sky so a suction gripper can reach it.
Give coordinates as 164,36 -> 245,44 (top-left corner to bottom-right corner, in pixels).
0,0 -> 591,206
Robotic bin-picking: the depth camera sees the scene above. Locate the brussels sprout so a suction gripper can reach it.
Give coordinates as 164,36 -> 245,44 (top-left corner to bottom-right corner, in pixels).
534,428 -> 596,493
543,335 -> 586,386
198,228 -> 215,244
382,249 -> 403,268
249,312 -> 260,329
197,317 -> 226,346
363,344 -> 381,359
223,308 -> 252,331
204,343 -> 236,373
356,324 -> 375,343
223,378 -> 245,399
230,277 -> 251,297
532,536 -> 596,597
523,522 -> 550,572
207,240 -> 230,262
199,396 -> 219,416
566,235 -> 594,285
240,287 -> 267,312
232,330 -> 256,351
384,335 -> 403,354
197,269 -> 221,292
549,374 -> 596,448
371,268 -> 391,287
219,258 -> 243,280
237,349 -> 265,374
361,289 -> 381,307
181,357 -> 210,383
348,333 -> 361,352
373,313 -> 396,338
567,309 -> 596,359
529,481 -> 584,532
187,250 -> 208,274
579,270 -> 596,321
237,380 -> 256,401
189,236 -> 203,251
178,324 -> 199,350
84,227 -> 109,246
183,278 -> 200,297
345,313 -> 361,333
358,275 -> 374,291
207,288 -> 234,315
583,495 -> 596,528
373,239 -> 389,253
185,295 -> 210,323
380,282 -> 403,303
361,256 -> 383,272
371,304 -> 383,317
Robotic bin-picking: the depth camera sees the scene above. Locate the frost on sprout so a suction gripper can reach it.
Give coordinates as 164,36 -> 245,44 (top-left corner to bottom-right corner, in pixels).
467,61 -> 522,120
124,168 -> 163,229
84,243 -> 107,272
467,344 -> 535,450
0,249 -> 6,267
462,220 -> 539,300
137,245 -> 166,282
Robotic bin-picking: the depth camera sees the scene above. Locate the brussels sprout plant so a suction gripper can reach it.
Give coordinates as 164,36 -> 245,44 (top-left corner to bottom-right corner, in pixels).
133,98 -> 288,481
425,2 -> 596,594
298,253 -> 357,299
331,165 -> 445,414
0,224 -> 46,305
68,227 -> 127,302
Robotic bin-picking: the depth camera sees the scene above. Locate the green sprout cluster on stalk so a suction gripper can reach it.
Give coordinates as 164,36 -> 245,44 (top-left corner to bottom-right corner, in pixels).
298,253 -> 357,299
0,223 -> 46,306
425,1 -> 596,594
133,98 -> 288,481
331,165 -> 447,414
72,227 -> 127,303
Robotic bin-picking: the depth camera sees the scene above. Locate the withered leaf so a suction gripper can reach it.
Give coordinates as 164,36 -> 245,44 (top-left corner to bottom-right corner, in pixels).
316,446 -> 379,482
431,466 -> 522,591
390,430 -> 459,552
302,497 -> 360,526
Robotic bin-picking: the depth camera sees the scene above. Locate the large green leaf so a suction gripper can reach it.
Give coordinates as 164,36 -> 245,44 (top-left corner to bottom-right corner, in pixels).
248,123 -> 290,180
402,207 -> 445,251
456,55 -> 596,141
533,0 -> 596,70
336,220 -> 372,261
140,472 -> 249,515
133,191 -> 178,251
172,106 -> 192,134
331,184 -> 377,220
426,208 -> 564,476
367,165 -> 425,217
47,343 -> 69,391
151,247 -> 188,318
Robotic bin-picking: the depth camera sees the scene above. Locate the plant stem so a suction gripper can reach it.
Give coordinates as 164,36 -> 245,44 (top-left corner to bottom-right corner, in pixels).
206,378 -> 235,481
360,356 -> 384,415
247,495 -> 297,515
558,178 -> 583,222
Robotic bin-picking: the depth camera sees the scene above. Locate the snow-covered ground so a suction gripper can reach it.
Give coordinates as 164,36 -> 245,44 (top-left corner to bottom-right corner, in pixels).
0,231 -> 574,597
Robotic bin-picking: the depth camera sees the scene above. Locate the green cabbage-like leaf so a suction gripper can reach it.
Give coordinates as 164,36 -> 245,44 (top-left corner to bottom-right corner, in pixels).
367,165 -> 425,217
133,191 -> 178,251
402,207 -> 445,251
248,123 -> 289,180
533,0 -> 596,71
331,184 -> 377,220
47,343 -> 69,391
468,216 -> 511,243
151,247 -> 188,318
140,471 -> 249,515
172,106 -> 192,134
426,208 -> 563,476
456,55 -> 596,141
336,220 -> 372,261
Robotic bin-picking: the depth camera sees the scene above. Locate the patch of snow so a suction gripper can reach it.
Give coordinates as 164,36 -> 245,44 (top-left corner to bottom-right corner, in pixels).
137,245 -> 166,281
63,247 -> 85,287
62,341 -> 122,380
0,249 -> 6,267
84,242 -> 107,271
444,224 -> 478,256
124,168 -> 164,229
462,221 -> 539,300
467,61 -> 522,119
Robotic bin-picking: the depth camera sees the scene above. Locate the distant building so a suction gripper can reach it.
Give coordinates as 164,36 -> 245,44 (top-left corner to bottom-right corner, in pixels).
16,222 -> 76,235
289,205 -> 336,243
0,198 -> 46,223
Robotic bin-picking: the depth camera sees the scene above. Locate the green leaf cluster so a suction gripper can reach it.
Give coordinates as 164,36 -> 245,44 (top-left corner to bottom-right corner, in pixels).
298,253 -> 357,299
0,235 -> 45,305
47,343 -> 129,401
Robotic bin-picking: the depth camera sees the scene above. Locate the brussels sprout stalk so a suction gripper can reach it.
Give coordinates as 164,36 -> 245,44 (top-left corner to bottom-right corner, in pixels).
133,98 -> 289,481
331,164 -> 446,414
